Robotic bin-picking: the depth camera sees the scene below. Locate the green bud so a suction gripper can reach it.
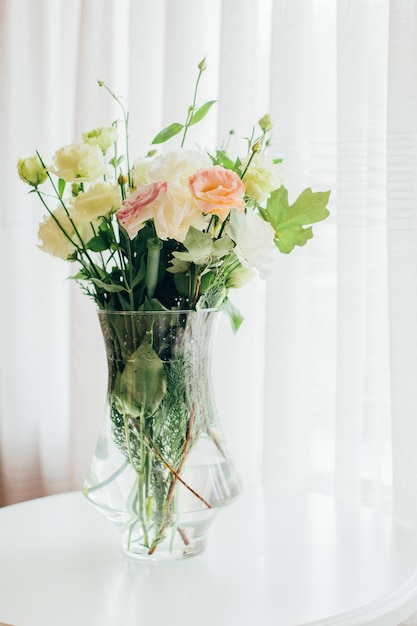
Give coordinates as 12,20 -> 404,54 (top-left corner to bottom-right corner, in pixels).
252,140 -> 262,153
71,183 -> 82,197
259,114 -> 273,133
226,267 -> 256,289
118,173 -> 128,186
17,155 -> 47,187
198,58 -> 207,72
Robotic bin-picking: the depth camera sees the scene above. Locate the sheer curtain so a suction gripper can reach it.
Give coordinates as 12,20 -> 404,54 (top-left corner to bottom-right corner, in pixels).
1,0 -> 417,574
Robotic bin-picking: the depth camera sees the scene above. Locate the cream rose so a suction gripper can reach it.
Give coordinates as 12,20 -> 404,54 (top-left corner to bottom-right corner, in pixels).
38,206 -> 94,260
241,153 -> 283,205
17,155 -> 47,186
70,182 -> 122,221
49,142 -> 107,182
151,182 -> 208,242
189,166 -> 245,222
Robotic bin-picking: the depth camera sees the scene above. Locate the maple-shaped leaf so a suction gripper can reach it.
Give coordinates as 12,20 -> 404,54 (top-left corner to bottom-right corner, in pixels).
172,227 -> 213,265
260,186 -> 330,254
172,227 -> 234,266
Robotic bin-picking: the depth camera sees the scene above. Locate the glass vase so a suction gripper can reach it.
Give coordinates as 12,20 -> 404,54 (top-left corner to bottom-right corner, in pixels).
83,309 -> 241,560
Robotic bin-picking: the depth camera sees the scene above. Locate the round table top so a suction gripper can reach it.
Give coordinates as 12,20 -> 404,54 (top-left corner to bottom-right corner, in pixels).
1,487 -> 417,626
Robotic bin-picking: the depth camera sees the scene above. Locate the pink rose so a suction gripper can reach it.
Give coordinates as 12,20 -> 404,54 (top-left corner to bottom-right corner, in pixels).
188,166 -> 245,222
117,181 -> 167,239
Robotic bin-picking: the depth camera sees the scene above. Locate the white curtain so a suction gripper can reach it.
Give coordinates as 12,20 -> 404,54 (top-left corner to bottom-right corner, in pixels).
2,0 -> 417,574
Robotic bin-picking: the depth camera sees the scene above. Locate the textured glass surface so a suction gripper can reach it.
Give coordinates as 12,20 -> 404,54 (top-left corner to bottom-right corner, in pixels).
84,310 -> 240,559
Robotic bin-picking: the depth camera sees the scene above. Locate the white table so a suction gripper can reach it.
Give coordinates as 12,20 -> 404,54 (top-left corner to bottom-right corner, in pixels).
2,487 -> 417,626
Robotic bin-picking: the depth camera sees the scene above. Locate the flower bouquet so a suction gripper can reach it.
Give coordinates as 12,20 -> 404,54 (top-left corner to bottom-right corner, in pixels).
18,60 -> 330,558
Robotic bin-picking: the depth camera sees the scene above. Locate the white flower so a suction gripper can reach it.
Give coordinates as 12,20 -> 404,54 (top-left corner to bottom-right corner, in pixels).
226,209 -> 278,279
133,150 -> 212,187
82,126 -> 118,153
241,153 -> 284,204
70,181 -> 122,221
131,157 -> 153,187
38,206 -> 94,260
49,142 -> 107,182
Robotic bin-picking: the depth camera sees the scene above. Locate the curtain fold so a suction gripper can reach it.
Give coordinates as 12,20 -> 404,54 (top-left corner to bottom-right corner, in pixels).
387,0 -> 417,533
1,1 -> 417,546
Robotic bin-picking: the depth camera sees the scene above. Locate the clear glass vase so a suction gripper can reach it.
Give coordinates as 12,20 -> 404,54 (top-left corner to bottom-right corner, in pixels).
83,309 -> 241,560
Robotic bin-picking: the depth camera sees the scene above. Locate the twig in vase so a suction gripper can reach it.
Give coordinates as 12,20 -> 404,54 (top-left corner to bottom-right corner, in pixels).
148,403 -> 209,554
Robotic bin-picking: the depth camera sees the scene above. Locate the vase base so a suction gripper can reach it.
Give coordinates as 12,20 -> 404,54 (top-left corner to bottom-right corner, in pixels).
122,536 -> 207,561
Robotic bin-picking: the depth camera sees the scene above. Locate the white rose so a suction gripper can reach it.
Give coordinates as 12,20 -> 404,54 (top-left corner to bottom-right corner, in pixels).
38,206 -> 94,260
143,150 -> 212,186
226,209 -> 278,279
49,142 -> 107,182
241,153 -> 284,204
70,182 -> 122,221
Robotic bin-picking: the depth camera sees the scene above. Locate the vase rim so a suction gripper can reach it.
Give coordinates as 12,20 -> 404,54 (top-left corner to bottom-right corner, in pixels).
97,308 -> 218,316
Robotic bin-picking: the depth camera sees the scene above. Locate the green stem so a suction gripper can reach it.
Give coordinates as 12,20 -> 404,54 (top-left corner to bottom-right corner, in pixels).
146,237 -> 163,299
35,152 -> 102,278
124,412 -> 149,547
240,149 -> 257,180
98,82 -> 131,187
35,189 -> 83,254
180,64 -> 204,148
106,221 -> 134,309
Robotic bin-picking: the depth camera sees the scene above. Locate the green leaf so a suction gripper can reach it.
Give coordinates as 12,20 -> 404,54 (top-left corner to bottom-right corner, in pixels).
130,255 -> 147,289
109,155 -> 124,168
173,272 -> 189,298
215,150 -> 240,172
141,297 -> 170,312
212,235 -> 235,258
58,178 -> 66,198
167,257 -> 190,274
116,342 -> 167,418
261,187 -> 330,254
90,277 -> 127,293
85,231 -> 112,252
173,227 -> 213,265
215,150 -> 234,169
188,100 -> 217,126
151,123 -> 184,145
219,297 -> 244,334
71,269 -> 88,281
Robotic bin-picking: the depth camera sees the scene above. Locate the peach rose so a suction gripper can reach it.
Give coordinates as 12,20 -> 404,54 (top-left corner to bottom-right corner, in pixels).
116,181 -> 167,239
188,166 -> 245,222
